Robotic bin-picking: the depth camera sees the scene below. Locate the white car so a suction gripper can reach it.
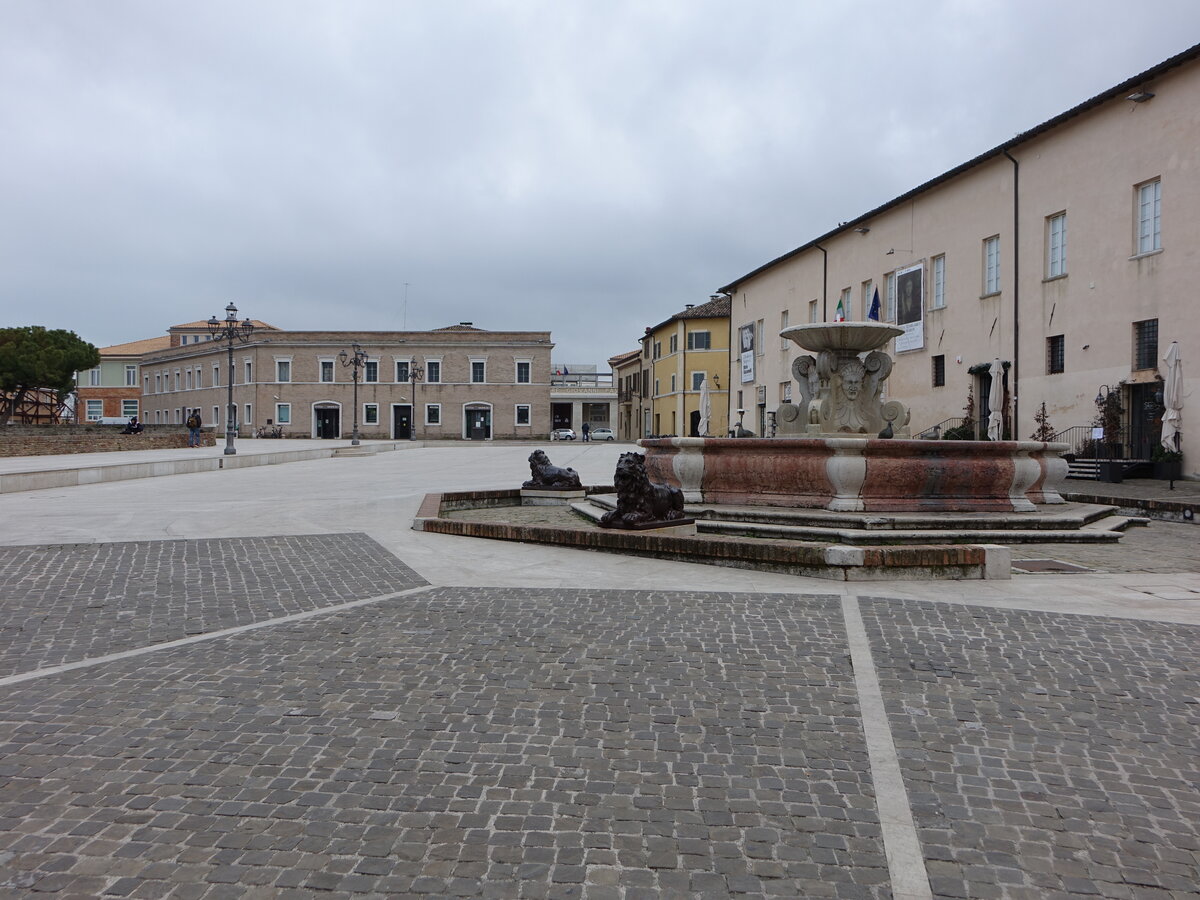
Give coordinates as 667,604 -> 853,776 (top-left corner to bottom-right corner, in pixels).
590,427 -> 615,441
551,428 -> 576,440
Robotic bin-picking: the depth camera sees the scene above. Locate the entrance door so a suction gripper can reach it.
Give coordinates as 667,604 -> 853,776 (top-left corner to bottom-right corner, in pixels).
1128,382 -> 1161,460
315,407 -> 340,439
689,410 -> 701,437
393,404 -> 412,439
466,407 -> 491,440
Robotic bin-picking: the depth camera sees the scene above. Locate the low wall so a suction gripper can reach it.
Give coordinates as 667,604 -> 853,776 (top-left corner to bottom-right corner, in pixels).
0,426 -> 215,457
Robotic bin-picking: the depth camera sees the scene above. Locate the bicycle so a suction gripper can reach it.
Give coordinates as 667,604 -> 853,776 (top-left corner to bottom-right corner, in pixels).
255,424 -> 284,439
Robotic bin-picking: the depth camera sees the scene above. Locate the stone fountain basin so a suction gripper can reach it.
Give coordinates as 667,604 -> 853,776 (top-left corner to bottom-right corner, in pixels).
640,436 -> 1068,513
780,321 -> 904,353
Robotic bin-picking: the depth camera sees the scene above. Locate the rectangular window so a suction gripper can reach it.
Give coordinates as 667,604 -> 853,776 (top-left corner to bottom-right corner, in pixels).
144,375 -> 150,394
320,360 -> 334,383
364,361 -> 378,383
87,367 -> 101,386
654,379 -> 660,396
363,403 -> 379,425
780,381 -> 791,403
276,403 -> 291,425
515,404 -> 531,426
670,374 -> 677,393
780,311 -> 789,349
652,341 -> 661,359
212,405 -> 220,426
861,280 -> 873,317
839,287 -> 851,320
669,334 -> 678,354
195,367 -> 202,389
1047,335 -> 1065,374
121,399 -> 138,418
983,236 -> 1001,294
808,299 -> 819,323
471,361 -> 485,383
932,255 -> 946,308
173,371 -> 180,391
186,369 -> 193,391
886,272 -> 897,321
425,404 -> 441,425
691,372 -> 705,391
756,319 -> 764,355
687,331 -> 711,350
276,360 -> 291,382
1047,213 -> 1067,277
244,361 -> 252,384
932,354 -> 946,387
212,365 -> 220,387
1137,179 -> 1161,254
395,360 -> 410,383
1134,319 -> 1158,370
516,361 -> 531,383
85,399 -> 103,420
124,365 -> 138,386
426,361 -> 441,383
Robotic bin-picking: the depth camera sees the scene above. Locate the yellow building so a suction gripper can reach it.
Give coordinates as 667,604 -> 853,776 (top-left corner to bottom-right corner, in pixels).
640,296 -> 730,437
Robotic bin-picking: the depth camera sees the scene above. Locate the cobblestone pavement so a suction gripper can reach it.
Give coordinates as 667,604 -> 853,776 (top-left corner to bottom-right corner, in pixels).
0,587 -> 891,899
0,535 -> 426,677
862,598 -> 1200,900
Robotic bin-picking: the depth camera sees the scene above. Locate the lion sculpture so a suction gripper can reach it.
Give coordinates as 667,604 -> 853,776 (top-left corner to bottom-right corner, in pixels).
600,452 -> 686,528
522,449 -> 583,490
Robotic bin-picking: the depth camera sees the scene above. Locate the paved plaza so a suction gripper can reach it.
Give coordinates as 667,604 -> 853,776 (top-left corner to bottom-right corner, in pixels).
1,442 -> 1198,899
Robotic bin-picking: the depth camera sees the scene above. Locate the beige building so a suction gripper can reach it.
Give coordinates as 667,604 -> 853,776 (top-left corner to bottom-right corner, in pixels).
609,349 -> 642,441
75,335 -> 171,423
139,322 -> 555,440
641,295 -> 731,437
719,43 -> 1199,476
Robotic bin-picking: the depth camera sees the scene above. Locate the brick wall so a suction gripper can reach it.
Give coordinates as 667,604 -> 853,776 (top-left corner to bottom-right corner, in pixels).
0,425 -> 214,457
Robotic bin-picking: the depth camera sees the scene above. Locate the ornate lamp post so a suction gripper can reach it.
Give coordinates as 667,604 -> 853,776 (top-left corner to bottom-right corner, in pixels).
338,342 -> 368,446
406,361 -> 425,440
207,303 -> 254,455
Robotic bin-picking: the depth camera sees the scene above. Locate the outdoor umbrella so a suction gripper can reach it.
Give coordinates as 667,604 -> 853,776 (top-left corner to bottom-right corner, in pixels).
698,376 -> 712,436
1161,341 -> 1183,453
986,358 -> 1004,440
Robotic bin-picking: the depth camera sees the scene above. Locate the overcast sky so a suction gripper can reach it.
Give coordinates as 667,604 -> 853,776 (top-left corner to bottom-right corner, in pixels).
3,1 -> 1199,367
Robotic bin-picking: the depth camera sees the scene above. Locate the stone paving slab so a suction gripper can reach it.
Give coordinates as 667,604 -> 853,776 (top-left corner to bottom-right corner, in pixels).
861,597 -> 1200,900
0,535 -> 426,677
0,588 -> 890,899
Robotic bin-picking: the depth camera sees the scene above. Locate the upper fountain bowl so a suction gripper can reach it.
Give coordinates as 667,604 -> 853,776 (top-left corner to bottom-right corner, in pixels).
780,322 -> 904,353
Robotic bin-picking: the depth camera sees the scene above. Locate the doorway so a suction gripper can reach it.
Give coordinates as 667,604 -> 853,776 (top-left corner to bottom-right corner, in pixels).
1128,382 -> 1162,460
689,410 -> 701,437
314,406 -> 340,439
393,404 -> 413,440
465,406 -> 491,440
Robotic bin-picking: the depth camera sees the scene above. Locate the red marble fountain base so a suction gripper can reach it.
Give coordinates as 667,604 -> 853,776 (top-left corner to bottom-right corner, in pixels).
639,437 -> 1067,513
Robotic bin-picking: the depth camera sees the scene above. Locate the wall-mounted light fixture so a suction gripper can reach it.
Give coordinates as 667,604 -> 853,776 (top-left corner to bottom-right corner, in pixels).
1127,90 -> 1155,103
853,226 -> 870,234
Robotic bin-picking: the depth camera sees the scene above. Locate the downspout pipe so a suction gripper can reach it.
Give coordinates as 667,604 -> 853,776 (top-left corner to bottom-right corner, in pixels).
815,244 -> 828,321
1003,150 -> 1020,433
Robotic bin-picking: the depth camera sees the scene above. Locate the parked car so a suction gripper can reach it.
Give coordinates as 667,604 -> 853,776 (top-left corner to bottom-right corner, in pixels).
590,427 -> 615,441
551,428 -> 576,440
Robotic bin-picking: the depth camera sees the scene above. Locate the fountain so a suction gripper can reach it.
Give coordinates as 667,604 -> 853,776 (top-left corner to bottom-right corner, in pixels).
640,322 -> 1067,513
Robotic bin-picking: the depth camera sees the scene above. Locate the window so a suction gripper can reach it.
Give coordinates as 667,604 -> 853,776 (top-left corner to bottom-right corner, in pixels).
212,406 -> 220,426
86,399 -> 103,420
654,379 -> 660,396
861,280 -> 873,317
276,360 -> 291,382
983,236 -> 1001,294
212,365 -> 220,387
395,360 -> 410,383
687,331 -> 711,350
886,272 -> 897,321
808,299 -> 819,323
426,361 -> 441,383
144,375 -> 150,394
276,403 -> 291,425
124,365 -> 138,386
839,287 -> 852,320
243,404 -> 252,426
691,372 -> 705,391
516,361 -> 531,383
364,403 -> 379,425
780,311 -> 789,349
244,361 -> 252,384
1134,319 -> 1158,370
670,374 -> 677,393
780,382 -> 792,403
186,370 -> 193,391
756,319 -> 764,354
173,371 -> 180,391
425,404 -> 441,425
932,255 -> 946,309
194,367 -> 202,388
652,341 -> 661,359
364,361 -> 378,383
1047,213 -> 1067,277
1047,335 -> 1065,374
471,360 -> 485,383
932,355 -> 946,387
87,367 -> 101,387
669,334 -> 678,354
320,360 -> 334,383
1137,179 -> 1161,254
515,404 -> 531,426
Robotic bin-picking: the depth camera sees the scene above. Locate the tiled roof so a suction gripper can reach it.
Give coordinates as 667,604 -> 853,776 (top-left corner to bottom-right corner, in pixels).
607,348 -> 641,367
433,323 -> 486,332
98,336 -> 172,356
168,319 -> 279,330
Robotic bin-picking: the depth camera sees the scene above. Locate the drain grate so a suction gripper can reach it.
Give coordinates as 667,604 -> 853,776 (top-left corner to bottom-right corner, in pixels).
1012,558 -> 1093,574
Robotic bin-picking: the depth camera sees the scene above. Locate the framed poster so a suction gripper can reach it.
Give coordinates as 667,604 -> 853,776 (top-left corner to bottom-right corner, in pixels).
894,263 -> 924,353
739,323 -> 755,383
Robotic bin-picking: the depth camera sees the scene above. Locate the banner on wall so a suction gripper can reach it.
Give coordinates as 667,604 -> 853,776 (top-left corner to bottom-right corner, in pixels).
739,323 -> 755,383
894,263 -> 924,353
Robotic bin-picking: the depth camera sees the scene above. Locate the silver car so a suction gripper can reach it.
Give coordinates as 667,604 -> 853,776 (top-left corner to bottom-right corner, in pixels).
551,428 -> 576,440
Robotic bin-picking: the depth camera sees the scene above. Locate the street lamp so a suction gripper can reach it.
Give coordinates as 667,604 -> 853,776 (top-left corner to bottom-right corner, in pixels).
207,303 -> 254,455
405,360 -> 425,440
339,342 -> 368,446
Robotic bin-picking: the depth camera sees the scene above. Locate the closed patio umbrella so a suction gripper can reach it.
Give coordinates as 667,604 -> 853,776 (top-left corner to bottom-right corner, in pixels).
1161,341 -> 1183,453
986,358 -> 1004,440
698,376 -> 712,436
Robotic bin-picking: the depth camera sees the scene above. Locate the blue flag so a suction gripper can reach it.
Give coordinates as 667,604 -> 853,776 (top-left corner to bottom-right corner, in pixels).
867,287 -> 881,321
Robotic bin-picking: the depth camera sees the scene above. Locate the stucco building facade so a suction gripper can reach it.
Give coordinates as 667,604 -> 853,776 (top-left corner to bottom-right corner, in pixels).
718,43 -> 1199,476
640,295 -> 731,437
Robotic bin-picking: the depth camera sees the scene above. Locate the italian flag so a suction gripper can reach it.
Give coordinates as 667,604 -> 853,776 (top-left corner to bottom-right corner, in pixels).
834,298 -> 846,322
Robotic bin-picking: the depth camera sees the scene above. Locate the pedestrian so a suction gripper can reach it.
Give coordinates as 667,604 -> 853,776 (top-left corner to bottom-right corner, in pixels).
582,422 -> 591,442
186,410 -> 202,447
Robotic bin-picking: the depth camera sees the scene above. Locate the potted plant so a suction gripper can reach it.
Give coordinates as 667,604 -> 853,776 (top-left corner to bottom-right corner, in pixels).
1152,444 -> 1183,481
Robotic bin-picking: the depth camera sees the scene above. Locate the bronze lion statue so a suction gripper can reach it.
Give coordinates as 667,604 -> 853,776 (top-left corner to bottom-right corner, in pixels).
600,451 -> 685,528
522,449 -> 583,490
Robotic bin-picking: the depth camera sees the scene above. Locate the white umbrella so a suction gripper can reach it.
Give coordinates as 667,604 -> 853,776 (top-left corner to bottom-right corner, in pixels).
1161,341 -> 1183,453
698,376 -> 712,436
986,358 -> 1004,440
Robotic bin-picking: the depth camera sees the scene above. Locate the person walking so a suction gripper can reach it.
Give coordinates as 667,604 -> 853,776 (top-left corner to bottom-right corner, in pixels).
186,410 -> 202,447
581,422 -> 591,442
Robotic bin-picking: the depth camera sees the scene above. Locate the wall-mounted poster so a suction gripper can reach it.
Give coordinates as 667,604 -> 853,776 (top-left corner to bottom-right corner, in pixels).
739,323 -> 755,382
895,263 -> 924,353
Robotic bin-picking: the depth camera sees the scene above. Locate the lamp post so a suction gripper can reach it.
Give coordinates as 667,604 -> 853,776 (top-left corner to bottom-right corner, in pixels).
406,361 -> 425,440
339,342 -> 368,446
207,303 -> 254,455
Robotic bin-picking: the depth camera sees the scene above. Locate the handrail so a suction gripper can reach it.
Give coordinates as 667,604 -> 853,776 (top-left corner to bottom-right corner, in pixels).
914,416 -> 966,439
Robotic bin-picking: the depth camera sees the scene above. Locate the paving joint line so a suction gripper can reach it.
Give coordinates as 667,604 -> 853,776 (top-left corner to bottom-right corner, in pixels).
0,584 -> 436,687
841,593 -> 932,900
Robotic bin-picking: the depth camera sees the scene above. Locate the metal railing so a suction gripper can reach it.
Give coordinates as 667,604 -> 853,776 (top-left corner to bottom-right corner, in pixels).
1052,424 -> 1129,459
914,416 -> 969,439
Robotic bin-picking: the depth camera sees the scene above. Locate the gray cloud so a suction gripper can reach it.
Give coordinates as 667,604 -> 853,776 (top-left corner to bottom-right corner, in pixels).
3,0 -> 1199,365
